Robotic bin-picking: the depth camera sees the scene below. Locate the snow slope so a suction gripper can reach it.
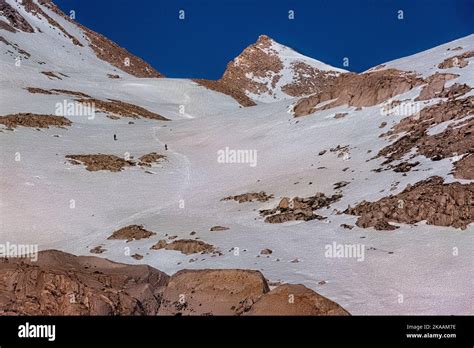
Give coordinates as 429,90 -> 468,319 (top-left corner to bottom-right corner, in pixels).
0,1 -> 473,315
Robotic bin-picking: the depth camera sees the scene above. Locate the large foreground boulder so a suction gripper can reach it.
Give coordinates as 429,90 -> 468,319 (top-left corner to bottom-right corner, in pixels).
0,250 -> 350,316
158,269 -> 269,315
245,284 -> 350,316
0,250 -> 169,315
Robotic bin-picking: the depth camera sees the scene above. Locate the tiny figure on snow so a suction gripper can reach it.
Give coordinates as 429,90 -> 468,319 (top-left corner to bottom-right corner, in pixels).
114,134 -> 117,141
165,144 -> 168,151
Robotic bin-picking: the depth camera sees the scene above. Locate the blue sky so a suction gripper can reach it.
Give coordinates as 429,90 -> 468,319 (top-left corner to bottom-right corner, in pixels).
54,0 -> 474,78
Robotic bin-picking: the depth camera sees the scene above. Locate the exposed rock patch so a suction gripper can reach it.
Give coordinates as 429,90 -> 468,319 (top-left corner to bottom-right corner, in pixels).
333,181 -> 350,190
294,69 -> 423,117
89,245 -> 106,254
107,225 -> 156,242
66,154 -> 135,172
193,79 -> 256,107
391,161 -> 420,173
377,97 -> 474,165
260,193 -> 342,223
210,226 -> 230,231
41,71 -> 63,80
77,98 -> 169,121
0,0 -> 34,32
334,112 -> 348,119
23,0 -> 82,46
150,239 -> 217,255
340,224 -> 354,230
138,152 -> 166,166
260,249 -> 273,255
66,152 -> 167,172
26,87 -> 91,98
281,61 -> 338,97
221,191 -> 274,203
345,176 -> 474,230
438,51 -> 474,69
0,36 -> 31,59
0,113 -> 71,129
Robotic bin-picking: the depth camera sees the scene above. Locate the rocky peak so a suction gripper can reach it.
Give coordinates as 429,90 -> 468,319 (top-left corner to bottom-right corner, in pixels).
196,34 -> 346,105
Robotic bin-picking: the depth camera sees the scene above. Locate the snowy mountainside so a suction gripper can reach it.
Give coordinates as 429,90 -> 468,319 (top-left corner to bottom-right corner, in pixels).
0,1 -> 473,315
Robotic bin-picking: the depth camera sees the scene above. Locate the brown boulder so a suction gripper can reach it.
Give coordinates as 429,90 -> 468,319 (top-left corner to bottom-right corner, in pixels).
245,284 -> 350,316
0,250 -> 169,315
157,269 -> 270,315
108,225 -> 156,241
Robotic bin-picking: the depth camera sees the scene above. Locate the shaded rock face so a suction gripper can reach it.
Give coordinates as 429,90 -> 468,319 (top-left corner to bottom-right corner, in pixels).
260,193 -> 342,223
245,284 -> 349,316
221,191 -> 274,203
195,35 -> 342,106
0,250 -> 350,316
345,176 -> 474,230
0,113 -> 71,129
377,97 -> 474,166
293,69 -> 423,117
0,250 -> 169,315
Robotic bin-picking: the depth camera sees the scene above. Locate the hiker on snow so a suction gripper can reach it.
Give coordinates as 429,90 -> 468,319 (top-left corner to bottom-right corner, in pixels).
165,144 -> 168,151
